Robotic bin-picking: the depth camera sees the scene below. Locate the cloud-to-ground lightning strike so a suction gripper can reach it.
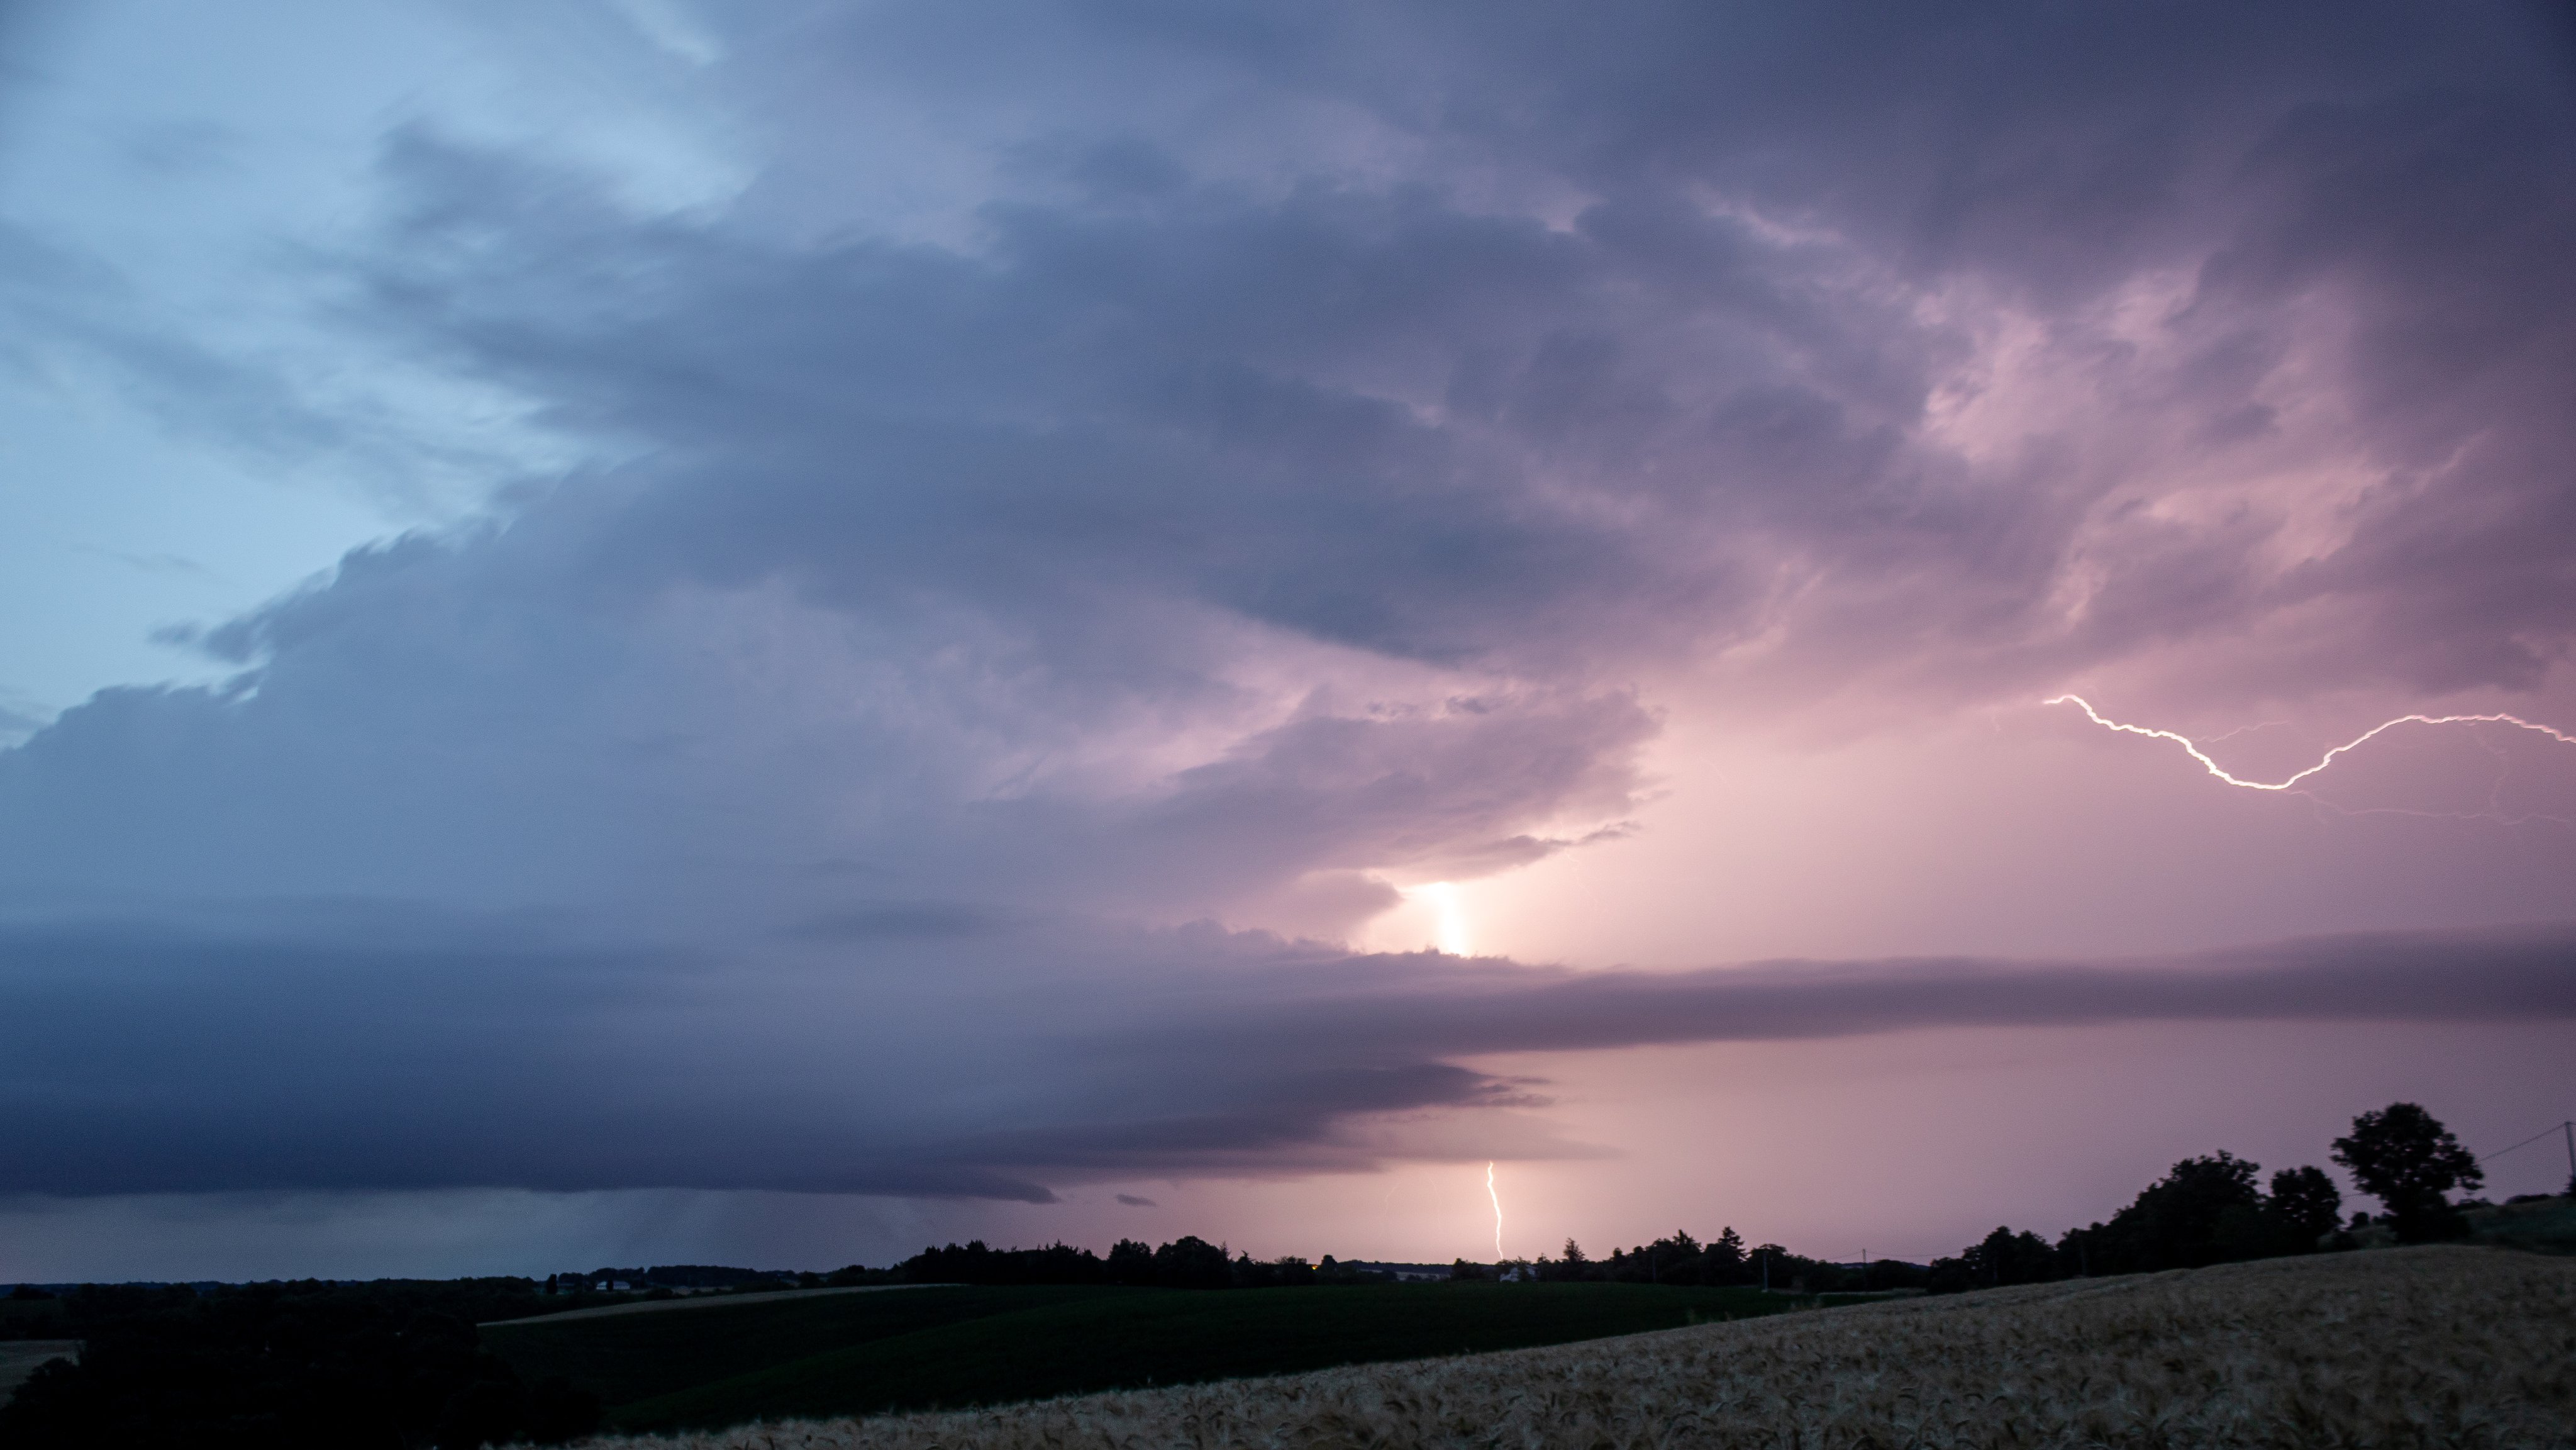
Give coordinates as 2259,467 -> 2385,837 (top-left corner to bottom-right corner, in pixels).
2046,694 -> 2576,791
1486,1161 -> 1504,1259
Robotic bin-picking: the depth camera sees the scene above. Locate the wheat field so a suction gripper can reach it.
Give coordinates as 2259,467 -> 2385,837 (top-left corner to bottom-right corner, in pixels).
584,1247 -> 2576,1449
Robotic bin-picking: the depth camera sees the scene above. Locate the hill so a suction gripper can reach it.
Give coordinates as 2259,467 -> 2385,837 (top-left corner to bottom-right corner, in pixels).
2471,1195 -> 2576,1255
480,1281 -> 1834,1431
575,1246 -> 2576,1449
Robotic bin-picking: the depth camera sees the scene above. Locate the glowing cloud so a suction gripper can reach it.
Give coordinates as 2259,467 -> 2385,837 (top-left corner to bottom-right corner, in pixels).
1422,882 -> 1475,957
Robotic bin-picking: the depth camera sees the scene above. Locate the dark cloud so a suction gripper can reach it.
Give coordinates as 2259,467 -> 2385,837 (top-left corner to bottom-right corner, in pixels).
5,1 -> 2575,1210
325,3 -> 2576,711
0,694 -> 43,742
2214,91 -> 2576,693
1,910 -> 2565,1198
781,903 -> 997,942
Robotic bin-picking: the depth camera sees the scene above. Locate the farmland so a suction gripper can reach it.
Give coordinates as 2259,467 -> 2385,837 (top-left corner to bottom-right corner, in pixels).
578,1246 -> 2576,1449
481,1280 -> 1832,1431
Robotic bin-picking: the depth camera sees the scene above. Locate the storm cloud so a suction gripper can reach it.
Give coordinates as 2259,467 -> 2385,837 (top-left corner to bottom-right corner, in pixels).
3,912 -> 2565,1199
4,0 -> 2575,1234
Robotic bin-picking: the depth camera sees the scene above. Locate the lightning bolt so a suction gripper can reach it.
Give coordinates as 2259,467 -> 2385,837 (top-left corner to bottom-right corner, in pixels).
1485,1161 -> 1503,1259
2046,694 -> 2576,793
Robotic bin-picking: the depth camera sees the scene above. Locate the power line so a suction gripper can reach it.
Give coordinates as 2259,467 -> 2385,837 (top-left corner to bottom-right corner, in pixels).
2475,1120 -> 2574,1166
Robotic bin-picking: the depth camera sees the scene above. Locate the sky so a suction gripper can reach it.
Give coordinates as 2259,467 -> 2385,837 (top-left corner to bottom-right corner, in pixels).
3,0 -> 2574,1282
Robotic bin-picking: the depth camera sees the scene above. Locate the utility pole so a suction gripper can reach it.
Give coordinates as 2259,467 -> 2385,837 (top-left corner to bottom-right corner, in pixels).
2563,1119 -> 2574,1194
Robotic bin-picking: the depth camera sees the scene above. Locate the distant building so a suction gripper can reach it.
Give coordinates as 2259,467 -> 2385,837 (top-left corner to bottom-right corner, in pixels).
1344,1261 -> 1449,1283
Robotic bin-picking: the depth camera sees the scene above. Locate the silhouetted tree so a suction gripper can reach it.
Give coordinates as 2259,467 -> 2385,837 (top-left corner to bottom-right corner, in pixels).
1750,1243 -> 1798,1290
1706,1227 -> 1747,1283
1228,1253 -> 1316,1288
1106,1238 -> 1156,1286
1928,1227 -> 2058,1292
1152,1235 -> 1233,1289
2333,1103 -> 2482,1242
2055,1152 -> 2267,1274
899,1239 -> 1112,1286
2262,1165 -> 2344,1250
1536,1239 -> 1597,1282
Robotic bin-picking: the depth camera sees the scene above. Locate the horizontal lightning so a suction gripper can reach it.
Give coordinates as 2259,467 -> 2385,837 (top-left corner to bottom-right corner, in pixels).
2046,694 -> 2576,792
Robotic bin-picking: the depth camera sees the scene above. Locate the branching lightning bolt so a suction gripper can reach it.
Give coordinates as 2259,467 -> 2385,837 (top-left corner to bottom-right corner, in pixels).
1485,1161 -> 1503,1259
2046,694 -> 2576,795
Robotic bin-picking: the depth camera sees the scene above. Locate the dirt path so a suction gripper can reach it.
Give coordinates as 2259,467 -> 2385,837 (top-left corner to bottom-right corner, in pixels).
484,1283 -> 956,1326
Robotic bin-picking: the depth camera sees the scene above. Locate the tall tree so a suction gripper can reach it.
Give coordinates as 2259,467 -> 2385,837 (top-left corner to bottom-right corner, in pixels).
1707,1227 -> 1747,1278
2332,1103 -> 2482,1241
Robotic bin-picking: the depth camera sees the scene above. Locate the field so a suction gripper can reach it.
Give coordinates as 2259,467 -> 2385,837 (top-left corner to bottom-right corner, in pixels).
575,1246 -> 2576,1449
0,1342 -> 79,1403
481,1281 -> 1829,1431
2473,1195 -> 2576,1255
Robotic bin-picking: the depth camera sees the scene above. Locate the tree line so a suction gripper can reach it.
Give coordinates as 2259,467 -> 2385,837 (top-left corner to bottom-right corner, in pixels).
1924,1101 -> 2490,1291
855,1235 -> 1389,1290
1461,1227 -> 1909,1291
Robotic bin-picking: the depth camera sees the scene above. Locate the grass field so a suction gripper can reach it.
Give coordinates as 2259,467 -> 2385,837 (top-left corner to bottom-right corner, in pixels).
2473,1195 -> 2576,1255
578,1246 -> 2576,1449
481,1281 -> 1828,1431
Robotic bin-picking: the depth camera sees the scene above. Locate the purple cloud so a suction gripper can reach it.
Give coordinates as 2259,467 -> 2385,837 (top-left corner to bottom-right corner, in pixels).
3,0 -> 2573,1241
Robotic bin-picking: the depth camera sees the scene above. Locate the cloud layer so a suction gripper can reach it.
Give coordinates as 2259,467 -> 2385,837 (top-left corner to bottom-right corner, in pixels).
4,1 -> 2575,1222
4,911 -> 2567,1200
